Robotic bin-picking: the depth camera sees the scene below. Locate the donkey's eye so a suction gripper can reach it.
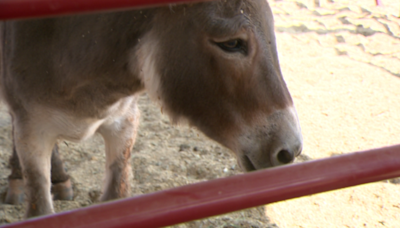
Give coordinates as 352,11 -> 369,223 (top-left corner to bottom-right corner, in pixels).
222,40 -> 239,48
215,39 -> 247,54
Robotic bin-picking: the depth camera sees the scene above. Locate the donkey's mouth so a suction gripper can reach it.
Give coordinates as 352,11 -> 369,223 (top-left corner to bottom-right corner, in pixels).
240,155 -> 257,172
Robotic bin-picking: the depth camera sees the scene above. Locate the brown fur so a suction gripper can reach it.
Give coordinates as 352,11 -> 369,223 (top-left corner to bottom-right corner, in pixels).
0,0 -> 302,218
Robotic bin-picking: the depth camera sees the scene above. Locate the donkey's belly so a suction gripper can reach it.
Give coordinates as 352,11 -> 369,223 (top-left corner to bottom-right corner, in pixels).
31,96 -> 138,142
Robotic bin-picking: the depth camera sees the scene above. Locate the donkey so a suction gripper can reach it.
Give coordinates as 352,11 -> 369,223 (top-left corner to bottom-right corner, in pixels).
0,0 -> 303,218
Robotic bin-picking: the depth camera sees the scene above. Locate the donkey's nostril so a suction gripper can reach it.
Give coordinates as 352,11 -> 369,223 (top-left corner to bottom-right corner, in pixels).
277,149 -> 294,164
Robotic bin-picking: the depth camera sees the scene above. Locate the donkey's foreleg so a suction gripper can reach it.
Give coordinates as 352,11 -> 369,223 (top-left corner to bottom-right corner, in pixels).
97,105 -> 140,201
13,121 -> 56,217
6,143 -> 73,204
50,144 -> 73,201
5,144 -> 24,205
6,116 -> 25,205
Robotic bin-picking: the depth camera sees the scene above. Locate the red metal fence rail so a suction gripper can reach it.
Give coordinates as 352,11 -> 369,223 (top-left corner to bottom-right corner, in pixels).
1,0 -> 400,227
1,144 -> 400,228
0,0 -> 386,20
0,0 -> 210,20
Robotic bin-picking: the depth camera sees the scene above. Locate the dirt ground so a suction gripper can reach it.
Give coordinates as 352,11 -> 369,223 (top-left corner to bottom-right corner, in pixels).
267,0 -> 400,227
0,0 -> 400,227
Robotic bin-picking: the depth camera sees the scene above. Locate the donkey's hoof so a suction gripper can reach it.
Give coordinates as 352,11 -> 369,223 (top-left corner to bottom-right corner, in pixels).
5,179 -> 25,205
51,178 -> 73,201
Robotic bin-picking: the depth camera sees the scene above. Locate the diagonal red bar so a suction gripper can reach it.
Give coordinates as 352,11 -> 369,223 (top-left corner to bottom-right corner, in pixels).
0,0 -> 210,20
2,144 -> 400,228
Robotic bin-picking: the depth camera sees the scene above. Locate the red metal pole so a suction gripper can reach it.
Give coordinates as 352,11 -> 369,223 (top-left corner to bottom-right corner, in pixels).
2,144 -> 400,228
0,0 -> 209,20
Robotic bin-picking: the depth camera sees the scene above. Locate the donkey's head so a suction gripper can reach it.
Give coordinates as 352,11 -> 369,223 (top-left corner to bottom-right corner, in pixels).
136,0 -> 303,171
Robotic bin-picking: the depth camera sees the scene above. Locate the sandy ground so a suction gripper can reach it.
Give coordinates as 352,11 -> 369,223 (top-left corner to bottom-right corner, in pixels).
0,0 -> 400,227
266,0 -> 400,227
